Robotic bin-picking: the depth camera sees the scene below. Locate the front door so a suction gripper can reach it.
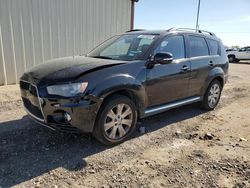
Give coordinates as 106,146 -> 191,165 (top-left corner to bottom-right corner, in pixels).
237,48 -> 248,59
238,47 -> 250,59
145,35 -> 190,107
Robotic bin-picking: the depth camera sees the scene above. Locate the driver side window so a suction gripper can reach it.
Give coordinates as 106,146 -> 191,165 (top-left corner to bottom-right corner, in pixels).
154,35 -> 185,59
239,48 -> 246,52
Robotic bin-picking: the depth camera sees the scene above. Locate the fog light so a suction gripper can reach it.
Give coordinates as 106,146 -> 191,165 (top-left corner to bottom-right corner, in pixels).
64,112 -> 71,122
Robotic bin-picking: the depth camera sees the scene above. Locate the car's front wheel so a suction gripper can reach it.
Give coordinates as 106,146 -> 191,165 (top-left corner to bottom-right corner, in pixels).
228,55 -> 235,63
93,95 -> 137,145
228,55 -> 239,63
201,80 -> 222,110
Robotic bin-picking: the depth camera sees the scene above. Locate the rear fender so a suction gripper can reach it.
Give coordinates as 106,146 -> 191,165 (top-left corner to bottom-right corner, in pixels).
201,67 -> 225,97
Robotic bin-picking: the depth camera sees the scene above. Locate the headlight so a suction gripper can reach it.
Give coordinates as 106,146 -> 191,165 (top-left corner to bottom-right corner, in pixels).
47,82 -> 88,97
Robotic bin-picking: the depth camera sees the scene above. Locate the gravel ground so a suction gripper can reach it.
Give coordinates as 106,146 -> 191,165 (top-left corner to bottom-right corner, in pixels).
0,63 -> 250,188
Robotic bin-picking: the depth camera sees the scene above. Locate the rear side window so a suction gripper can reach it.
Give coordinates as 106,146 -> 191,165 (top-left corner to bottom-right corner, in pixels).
189,36 -> 209,57
154,35 -> 185,59
207,39 -> 220,55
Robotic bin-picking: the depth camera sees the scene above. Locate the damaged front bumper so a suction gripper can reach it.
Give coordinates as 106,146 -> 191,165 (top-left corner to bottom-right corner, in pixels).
20,80 -> 102,133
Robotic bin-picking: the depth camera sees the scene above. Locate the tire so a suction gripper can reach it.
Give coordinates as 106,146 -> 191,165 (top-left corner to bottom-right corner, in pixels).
201,80 -> 222,110
228,55 -> 235,63
93,95 -> 137,146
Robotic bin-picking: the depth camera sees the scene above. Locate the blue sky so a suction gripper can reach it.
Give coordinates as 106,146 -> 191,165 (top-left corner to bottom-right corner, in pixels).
134,0 -> 250,47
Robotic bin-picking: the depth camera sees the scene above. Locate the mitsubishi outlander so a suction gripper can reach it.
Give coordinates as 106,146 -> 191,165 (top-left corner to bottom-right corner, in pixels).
20,28 -> 229,145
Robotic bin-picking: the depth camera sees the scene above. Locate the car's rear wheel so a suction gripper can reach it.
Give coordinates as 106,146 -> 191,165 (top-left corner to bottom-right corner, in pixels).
201,80 -> 222,110
93,95 -> 137,145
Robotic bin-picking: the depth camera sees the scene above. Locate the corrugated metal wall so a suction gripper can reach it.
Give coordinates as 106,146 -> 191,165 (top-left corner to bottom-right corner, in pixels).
0,0 -> 132,85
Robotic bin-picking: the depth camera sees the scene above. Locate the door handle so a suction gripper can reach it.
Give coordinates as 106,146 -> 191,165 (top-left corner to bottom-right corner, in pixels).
180,65 -> 190,72
209,61 -> 214,66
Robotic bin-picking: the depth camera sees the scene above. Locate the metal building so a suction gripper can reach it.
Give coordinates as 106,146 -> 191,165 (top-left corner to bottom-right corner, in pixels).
0,0 -> 137,85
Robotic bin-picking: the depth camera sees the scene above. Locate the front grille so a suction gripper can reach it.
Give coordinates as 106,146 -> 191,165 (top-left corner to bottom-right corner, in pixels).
20,80 -> 44,121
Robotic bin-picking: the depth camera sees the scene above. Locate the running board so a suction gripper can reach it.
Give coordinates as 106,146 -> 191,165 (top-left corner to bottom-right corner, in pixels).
144,96 -> 201,116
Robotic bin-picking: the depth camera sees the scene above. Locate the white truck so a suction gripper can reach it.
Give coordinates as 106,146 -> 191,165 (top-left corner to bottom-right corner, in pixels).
227,46 -> 250,62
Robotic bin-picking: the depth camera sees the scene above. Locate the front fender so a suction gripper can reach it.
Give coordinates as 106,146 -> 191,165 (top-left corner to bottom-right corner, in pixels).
91,73 -> 147,117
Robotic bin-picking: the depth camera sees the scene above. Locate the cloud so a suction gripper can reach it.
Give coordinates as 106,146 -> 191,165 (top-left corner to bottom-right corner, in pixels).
243,16 -> 250,22
224,16 -> 250,24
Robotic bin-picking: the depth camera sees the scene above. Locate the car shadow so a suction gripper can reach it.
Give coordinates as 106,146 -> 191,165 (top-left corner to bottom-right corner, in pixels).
136,103 -> 205,134
0,103 -> 206,187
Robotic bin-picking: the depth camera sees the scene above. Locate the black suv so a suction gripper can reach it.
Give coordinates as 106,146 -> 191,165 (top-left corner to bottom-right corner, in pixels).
20,28 -> 229,145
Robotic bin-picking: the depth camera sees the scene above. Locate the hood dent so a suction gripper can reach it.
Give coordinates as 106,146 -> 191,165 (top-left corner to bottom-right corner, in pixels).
74,63 -> 124,80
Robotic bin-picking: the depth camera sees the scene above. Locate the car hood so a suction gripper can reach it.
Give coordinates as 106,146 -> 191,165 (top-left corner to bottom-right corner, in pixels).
21,56 -> 125,85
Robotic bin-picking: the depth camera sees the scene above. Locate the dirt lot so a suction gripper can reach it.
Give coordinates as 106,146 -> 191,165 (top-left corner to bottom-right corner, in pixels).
0,63 -> 250,188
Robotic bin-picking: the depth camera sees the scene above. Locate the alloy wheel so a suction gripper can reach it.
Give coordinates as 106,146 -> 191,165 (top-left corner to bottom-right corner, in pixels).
104,103 -> 133,140
208,83 -> 220,108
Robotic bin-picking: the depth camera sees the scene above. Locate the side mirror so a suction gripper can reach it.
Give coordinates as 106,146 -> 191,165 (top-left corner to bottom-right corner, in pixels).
153,52 -> 173,65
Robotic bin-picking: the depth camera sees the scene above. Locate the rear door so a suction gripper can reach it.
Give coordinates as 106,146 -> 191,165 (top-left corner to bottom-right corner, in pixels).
145,35 -> 191,107
207,38 -> 221,66
245,47 -> 250,59
187,35 -> 213,96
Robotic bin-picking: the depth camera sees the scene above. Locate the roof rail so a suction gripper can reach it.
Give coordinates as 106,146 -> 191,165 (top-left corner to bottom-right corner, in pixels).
168,27 -> 216,37
166,27 -> 175,32
126,29 -> 146,32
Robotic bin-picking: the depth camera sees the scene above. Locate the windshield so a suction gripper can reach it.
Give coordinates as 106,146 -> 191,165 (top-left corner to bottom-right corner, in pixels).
87,34 -> 158,61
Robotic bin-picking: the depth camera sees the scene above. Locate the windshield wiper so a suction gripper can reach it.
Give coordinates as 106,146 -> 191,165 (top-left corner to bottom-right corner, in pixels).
91,56 -> 113,60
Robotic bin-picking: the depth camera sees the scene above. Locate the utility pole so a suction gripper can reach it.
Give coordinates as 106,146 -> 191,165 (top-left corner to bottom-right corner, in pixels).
196,0 -> 201,31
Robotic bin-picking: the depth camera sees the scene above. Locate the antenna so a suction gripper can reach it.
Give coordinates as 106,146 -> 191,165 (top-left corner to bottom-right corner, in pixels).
196,0 -> 201,31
